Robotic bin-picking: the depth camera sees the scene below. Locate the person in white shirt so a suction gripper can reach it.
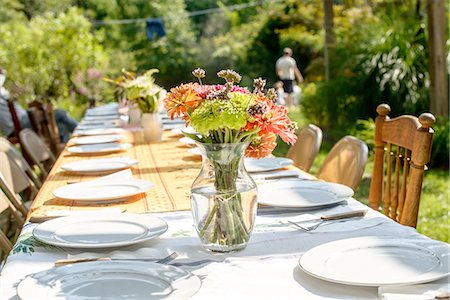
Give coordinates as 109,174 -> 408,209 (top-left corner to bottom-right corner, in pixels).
0,68 -> 77,142
275,47 -> 304,109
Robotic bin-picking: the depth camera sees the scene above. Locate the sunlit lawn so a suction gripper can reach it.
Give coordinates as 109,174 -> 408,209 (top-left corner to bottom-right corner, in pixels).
274,108 -> 450,243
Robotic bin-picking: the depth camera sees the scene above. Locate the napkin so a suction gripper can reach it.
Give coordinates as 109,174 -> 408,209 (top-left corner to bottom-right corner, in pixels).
379,283 -> 450,300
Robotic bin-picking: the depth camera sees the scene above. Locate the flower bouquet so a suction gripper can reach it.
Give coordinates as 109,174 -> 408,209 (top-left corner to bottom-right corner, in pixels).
164,69 -> 297,252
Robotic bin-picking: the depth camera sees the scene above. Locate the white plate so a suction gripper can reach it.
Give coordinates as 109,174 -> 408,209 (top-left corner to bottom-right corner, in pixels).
83,115 -> 120,121
74,128 -> 127,136
18,261 -> 200,300
244,157 -> 294,172
85,110 -> 118,117
188,147 -> 201,156
171,126 -> 197,135
179,137 -> 196,145
61,157 -> 139,174
257,180 -> 353,208
67,143 -> 132,154
80,119 -> 118,126
32,213 -> 167,248
299,237 -> 450,286
53,178 -> 153,201
76,123 -> 118,130
70,135 -> 123,145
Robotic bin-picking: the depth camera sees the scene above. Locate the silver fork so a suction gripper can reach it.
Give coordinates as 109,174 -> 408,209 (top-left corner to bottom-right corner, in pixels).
288,210 -> 367,232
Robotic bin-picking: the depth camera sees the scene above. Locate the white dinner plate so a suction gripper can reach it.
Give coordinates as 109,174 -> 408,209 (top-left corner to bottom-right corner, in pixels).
179,137 -> 196,145
299,237 -> 450,286
17,261 -> 200,300
83,115 -> 120,121
85,110 -> 118,117
171,126 -> 197,135
244,157 -> 294,172
257,180 -> 353,209
80,119 -> 118,126
67,143 -> 132,154
70,135 -> 123,145
53,178 -> 153,201
61,157 -> 139,174
76,123 -> 118,130
188,147 -> 201,156
32,213 -> 167,248
74,128 -> 127,136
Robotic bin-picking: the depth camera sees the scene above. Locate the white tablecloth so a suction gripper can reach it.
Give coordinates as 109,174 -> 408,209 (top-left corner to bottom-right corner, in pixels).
1,198 -> 448,300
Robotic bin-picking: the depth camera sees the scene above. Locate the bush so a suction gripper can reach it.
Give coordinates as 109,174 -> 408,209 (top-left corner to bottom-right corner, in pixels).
0,8 -> 109,104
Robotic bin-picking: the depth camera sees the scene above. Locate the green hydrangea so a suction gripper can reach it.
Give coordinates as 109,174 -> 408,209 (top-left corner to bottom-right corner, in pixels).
190,92 -> 253,135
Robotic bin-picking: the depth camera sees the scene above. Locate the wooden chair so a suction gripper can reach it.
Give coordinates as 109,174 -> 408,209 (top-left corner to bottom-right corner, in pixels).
27,100 -> 61,156
369,104 -> 436,228
0,188 -> 26,260
19,129 -> 56,178
286,124 -> 323,172
0,137 -> 42,189
0,138 -> 42,203
7,99 -> 33,165
316,135 -> 368,191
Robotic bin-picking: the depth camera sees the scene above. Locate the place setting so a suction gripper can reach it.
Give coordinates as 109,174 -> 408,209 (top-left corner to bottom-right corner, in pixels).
73,127 -> 127,137
52,170 -> 153,202
69,134 -> 124,145
61,157 -> 139,174
66,142 -> 132,155
17,210 -> 203,300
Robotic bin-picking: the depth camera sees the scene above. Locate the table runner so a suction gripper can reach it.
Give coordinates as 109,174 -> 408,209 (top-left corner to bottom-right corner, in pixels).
28,130 -> 202,221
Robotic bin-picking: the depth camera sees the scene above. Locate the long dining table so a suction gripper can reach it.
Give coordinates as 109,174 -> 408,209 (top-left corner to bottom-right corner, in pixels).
1,105 -> 449,300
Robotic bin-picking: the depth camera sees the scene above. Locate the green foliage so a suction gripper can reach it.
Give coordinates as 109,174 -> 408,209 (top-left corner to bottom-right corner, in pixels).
0,8 -> 109,103
124,69 -> 165,113
428,117 -> 450,170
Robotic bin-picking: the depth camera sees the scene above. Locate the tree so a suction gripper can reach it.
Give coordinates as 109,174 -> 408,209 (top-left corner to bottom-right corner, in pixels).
427,0 -> 449,116
322,0 -> 335,81
0,8 -> 109,103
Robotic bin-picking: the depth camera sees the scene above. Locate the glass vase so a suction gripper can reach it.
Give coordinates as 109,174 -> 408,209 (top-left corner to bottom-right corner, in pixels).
191,142 -> 258,252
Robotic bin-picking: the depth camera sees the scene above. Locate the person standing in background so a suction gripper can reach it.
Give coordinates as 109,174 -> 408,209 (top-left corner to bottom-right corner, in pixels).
275,47 -> 304,109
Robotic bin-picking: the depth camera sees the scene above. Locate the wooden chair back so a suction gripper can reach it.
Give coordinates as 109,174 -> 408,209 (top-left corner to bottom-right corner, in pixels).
316,135 -> 368,191
0,170 -> 29,217
27,100 -> 60,155
0,188 -> 26,259
0,138 -> 41,204
19,129 -> 56,178
0,138 -> 42,189
286,124 -> 323,172
7,99 -> 33,165
369,104 -> 436,228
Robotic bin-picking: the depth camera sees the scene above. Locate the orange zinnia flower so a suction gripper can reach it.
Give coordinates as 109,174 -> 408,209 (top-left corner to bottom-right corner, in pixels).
245,132 -> 277,158
249,104 -> 297,145
164,83 -> 202,119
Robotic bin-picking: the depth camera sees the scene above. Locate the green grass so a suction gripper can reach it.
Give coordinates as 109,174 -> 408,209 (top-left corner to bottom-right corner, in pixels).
274,107 -> 450,243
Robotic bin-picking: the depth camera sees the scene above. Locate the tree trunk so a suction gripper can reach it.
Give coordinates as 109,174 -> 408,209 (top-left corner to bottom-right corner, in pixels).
323,0 -> 335,81
427,0 -> 449,116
